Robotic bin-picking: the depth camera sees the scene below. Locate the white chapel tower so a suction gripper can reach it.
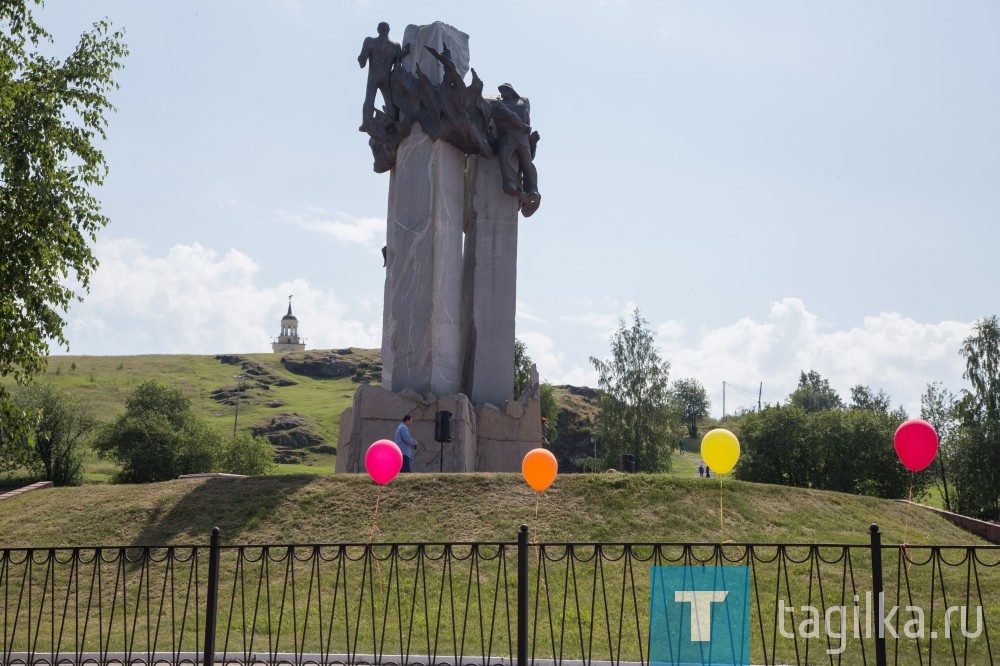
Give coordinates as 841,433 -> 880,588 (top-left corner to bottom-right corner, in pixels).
272,295 -> 306,353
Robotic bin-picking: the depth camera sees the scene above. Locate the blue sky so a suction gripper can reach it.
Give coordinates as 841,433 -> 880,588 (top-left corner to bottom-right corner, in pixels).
39,0 -> 1000,417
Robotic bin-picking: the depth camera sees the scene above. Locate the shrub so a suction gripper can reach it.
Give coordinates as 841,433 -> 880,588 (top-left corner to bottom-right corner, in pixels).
93,381 -> 224,483
11,383 -> 92,486
224,433 -> 276,476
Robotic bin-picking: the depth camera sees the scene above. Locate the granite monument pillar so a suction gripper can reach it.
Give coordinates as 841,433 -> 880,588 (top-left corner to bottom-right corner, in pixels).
339,20 -> 544,474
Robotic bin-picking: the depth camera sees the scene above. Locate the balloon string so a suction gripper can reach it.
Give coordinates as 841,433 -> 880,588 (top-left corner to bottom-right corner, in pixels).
901,474 -> 914,570
719,475 -> 724,535
533,492 -> 540,544
368,485 -> 382,542
368,485 -> 384,601
532,491 -> 549,601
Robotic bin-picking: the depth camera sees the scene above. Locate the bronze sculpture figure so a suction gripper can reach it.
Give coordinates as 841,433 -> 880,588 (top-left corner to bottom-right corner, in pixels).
489,83 -> 541,217
357,22 -> 409,131
357,22 -> 540,216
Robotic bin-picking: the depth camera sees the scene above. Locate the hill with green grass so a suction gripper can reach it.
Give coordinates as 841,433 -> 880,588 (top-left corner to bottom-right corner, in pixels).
3,349 -> 607,481
3,349 -> 383,479
0,473 -> 983,548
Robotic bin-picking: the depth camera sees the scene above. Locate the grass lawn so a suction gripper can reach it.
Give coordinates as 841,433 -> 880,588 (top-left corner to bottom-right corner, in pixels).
0,472 -> 987,547
0,474 -> 994,666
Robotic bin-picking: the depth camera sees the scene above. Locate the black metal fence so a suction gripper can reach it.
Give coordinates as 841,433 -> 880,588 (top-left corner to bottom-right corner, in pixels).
1,525 -> 997,665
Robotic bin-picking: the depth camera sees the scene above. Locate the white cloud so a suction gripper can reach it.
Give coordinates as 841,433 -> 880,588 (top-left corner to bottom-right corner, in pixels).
519,297 -> 972,420
60,238 -> 381,355
518,329 -> 599,388
515,300 -> 546,325
63,246 -> 975,423
561,300 -> 639,342
281,208 -> 385,250
663,298 -> 971,418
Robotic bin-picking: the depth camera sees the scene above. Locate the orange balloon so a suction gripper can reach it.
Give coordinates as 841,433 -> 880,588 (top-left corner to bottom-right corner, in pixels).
522,448 -> 558,492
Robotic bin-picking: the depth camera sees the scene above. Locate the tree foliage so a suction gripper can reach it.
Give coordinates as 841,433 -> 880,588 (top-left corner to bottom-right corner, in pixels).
590,309 -> 678,472
0,1 -> 127,443
849,385 -> 891,413
539,383 -> 558,444
514,338 -> 558,443
514,338 -> 532,399
93,381 -> 224,483
920,381 -> 958,512
951,316 -> 1000,520
736,405 -> 917,498
224,433 -> 276,476
788,370 -> 843,412
671,377 -> 710,439
11,382 -> 93,485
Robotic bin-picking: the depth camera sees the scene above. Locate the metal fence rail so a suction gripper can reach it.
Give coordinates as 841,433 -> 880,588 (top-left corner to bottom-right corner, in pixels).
1,525 -> 997,666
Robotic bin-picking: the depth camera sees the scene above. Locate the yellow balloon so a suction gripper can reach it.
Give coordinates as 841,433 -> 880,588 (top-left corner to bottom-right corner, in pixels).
701,428 -> 740,475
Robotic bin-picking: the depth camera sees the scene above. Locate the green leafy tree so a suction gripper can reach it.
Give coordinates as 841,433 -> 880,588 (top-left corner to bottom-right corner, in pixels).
920,381 -> 959,512
849,385 -> 891,413
0,404 -> 36,475
0,2 -> 127,444
788,370 -> 844,412
514,338 -> 532,398
539,383 -> 558,444
224,433 -> 276,476
951,316 -> 1000,520
736,405 -> 812,486
93,381 -> 224,483
736,405 -> 913,498
590,308 -> 678,472
12,383 -> 93,485
514,338 -> 558,442
671,377 -> 711,439
851,384 -> 908,421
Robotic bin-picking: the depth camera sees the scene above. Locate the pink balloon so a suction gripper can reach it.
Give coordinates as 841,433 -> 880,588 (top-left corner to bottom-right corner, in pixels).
894,419 -> 939,472
365,439 -> 403,485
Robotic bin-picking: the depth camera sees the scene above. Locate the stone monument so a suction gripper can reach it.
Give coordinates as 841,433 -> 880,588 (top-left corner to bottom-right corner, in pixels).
337,21 -> 544,474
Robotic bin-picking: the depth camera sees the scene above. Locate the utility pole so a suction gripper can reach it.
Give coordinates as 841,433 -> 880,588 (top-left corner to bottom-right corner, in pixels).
233,375 -> 247,437
759,381 -> 763,411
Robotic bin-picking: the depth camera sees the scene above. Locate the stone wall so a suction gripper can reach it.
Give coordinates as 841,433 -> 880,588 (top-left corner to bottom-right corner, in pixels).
337,372 -> 543,474
903,501 -> 1000,544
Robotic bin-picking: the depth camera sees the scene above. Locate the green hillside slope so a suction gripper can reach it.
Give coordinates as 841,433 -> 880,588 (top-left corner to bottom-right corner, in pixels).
0,473 -> 984,547
4,350 -> 379,474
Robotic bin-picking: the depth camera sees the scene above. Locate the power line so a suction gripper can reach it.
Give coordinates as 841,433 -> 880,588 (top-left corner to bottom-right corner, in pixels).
722,380 -> 767,415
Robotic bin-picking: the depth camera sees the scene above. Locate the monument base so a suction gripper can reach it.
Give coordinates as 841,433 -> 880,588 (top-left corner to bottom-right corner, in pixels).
336,369 -> 543,473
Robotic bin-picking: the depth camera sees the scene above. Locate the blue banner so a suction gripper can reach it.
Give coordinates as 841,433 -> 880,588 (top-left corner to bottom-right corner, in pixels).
649,566 -> 751,666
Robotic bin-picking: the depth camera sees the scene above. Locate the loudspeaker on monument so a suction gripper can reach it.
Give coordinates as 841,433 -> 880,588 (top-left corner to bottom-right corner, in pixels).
435,410 -> 453,442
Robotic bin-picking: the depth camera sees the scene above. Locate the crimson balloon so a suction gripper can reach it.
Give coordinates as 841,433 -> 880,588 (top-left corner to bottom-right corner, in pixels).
893,419 -> 938,472
365,439 -> 403,485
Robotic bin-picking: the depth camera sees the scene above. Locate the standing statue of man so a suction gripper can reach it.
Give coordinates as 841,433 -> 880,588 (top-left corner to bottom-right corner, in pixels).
490,83 -> 541,216
358,22 -> 409,131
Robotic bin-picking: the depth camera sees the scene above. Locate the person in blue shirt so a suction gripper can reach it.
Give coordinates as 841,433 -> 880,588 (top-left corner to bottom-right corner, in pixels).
394,414 -> 420,472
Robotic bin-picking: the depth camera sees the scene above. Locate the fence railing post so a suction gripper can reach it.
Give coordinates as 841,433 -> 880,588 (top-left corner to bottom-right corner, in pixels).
869,523 -> 887,666
203,527 -> 221,666
517,524 -> 528,666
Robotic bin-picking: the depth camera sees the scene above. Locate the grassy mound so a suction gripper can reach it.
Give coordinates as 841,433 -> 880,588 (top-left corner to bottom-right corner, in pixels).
0,473 -> 983,547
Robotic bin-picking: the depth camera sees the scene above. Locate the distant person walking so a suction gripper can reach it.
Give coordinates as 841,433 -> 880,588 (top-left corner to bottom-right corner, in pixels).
698,464 -> 704,478
395,414 -> 419,473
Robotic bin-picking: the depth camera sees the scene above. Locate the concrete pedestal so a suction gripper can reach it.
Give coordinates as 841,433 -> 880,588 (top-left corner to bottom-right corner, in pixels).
336,379 -> 543,474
